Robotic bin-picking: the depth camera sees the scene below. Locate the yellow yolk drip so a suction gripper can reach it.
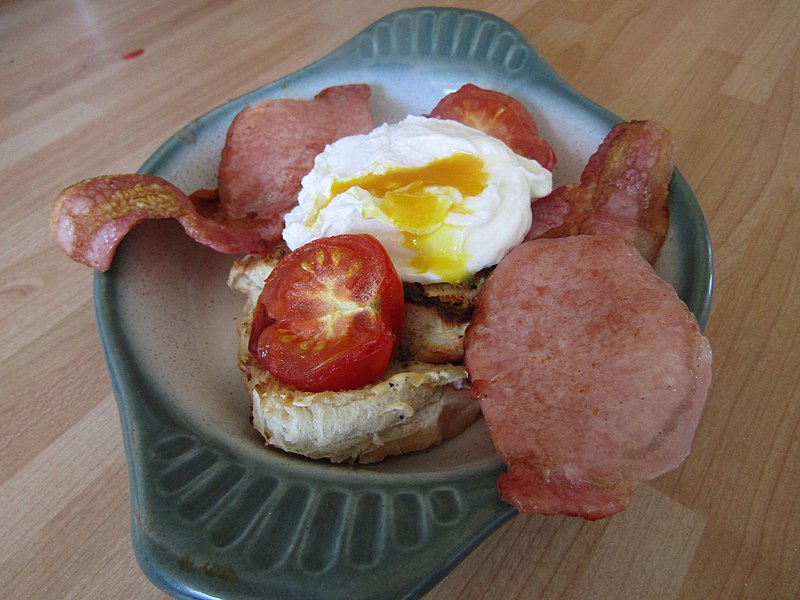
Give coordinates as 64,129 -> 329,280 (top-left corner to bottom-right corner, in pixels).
328,153 -> 488,282
404,224 -> 465,279
330,153 -> 487,199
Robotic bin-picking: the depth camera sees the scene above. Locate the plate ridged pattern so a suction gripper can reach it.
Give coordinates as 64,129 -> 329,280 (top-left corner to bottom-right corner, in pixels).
127,419 -> 507,600
356,9 -> 532,72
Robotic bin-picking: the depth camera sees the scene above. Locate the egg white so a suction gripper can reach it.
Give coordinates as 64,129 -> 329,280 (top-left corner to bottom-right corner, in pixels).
283,115 -> 552,283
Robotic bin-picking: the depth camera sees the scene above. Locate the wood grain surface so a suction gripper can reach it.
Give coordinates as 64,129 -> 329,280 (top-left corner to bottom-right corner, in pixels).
2,1 -> 798,598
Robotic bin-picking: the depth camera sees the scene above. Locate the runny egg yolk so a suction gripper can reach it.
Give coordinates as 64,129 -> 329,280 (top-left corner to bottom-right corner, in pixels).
327,153 -> 488,282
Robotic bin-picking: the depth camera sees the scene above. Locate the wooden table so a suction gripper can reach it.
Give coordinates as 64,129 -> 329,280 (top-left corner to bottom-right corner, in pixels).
2,1 -> 798,598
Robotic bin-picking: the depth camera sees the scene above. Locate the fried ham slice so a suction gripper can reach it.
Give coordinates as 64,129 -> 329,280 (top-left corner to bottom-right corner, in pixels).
464,235 -> 712,519
526,120 -> 674,263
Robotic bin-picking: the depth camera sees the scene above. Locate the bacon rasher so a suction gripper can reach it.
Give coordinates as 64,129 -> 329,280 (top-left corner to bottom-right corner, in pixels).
526,120 -> 674,263
218,84 -> 373,220
50,175 -> 283,271
50,85 -> 374,271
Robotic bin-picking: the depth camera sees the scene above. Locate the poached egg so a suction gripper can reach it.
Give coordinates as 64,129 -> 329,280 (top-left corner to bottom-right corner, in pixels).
283,115 -> 552,283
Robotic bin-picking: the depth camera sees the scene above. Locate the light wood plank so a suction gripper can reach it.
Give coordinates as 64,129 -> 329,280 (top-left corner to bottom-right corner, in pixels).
1,1 -> 797,599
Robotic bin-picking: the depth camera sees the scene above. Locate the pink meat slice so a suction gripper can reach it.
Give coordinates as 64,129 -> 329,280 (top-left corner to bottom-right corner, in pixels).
464,235 -> 712,519
218,84 -> 374,220
526,120 -> 674,263
50,175 -> 282,271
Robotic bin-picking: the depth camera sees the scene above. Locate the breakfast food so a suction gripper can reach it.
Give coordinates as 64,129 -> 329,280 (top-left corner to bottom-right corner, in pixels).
246,234 -> 405,393
50,85 -> 373,271
399,273 -> 489,364
526,120 -> 673,263
51,80 -> 712,518
219,84 -> 373,221
430,83 -> 557,171
235,103 -> 553,461
228,246 -> 479,463
50,174 -> 281,271
464,235 -> 712,519
283,115 -> 552,284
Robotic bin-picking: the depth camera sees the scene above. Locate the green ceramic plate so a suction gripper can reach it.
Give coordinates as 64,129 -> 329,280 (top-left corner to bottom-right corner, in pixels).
94,7 -> 713,600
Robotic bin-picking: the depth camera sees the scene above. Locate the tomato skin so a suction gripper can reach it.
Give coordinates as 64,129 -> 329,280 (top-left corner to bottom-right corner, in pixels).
430,84 -> 557,171
249,234 -> 405,392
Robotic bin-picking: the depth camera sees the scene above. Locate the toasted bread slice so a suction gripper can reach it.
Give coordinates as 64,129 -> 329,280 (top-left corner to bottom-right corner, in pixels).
399,272 -> 488,364
228,249 -> 480,463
